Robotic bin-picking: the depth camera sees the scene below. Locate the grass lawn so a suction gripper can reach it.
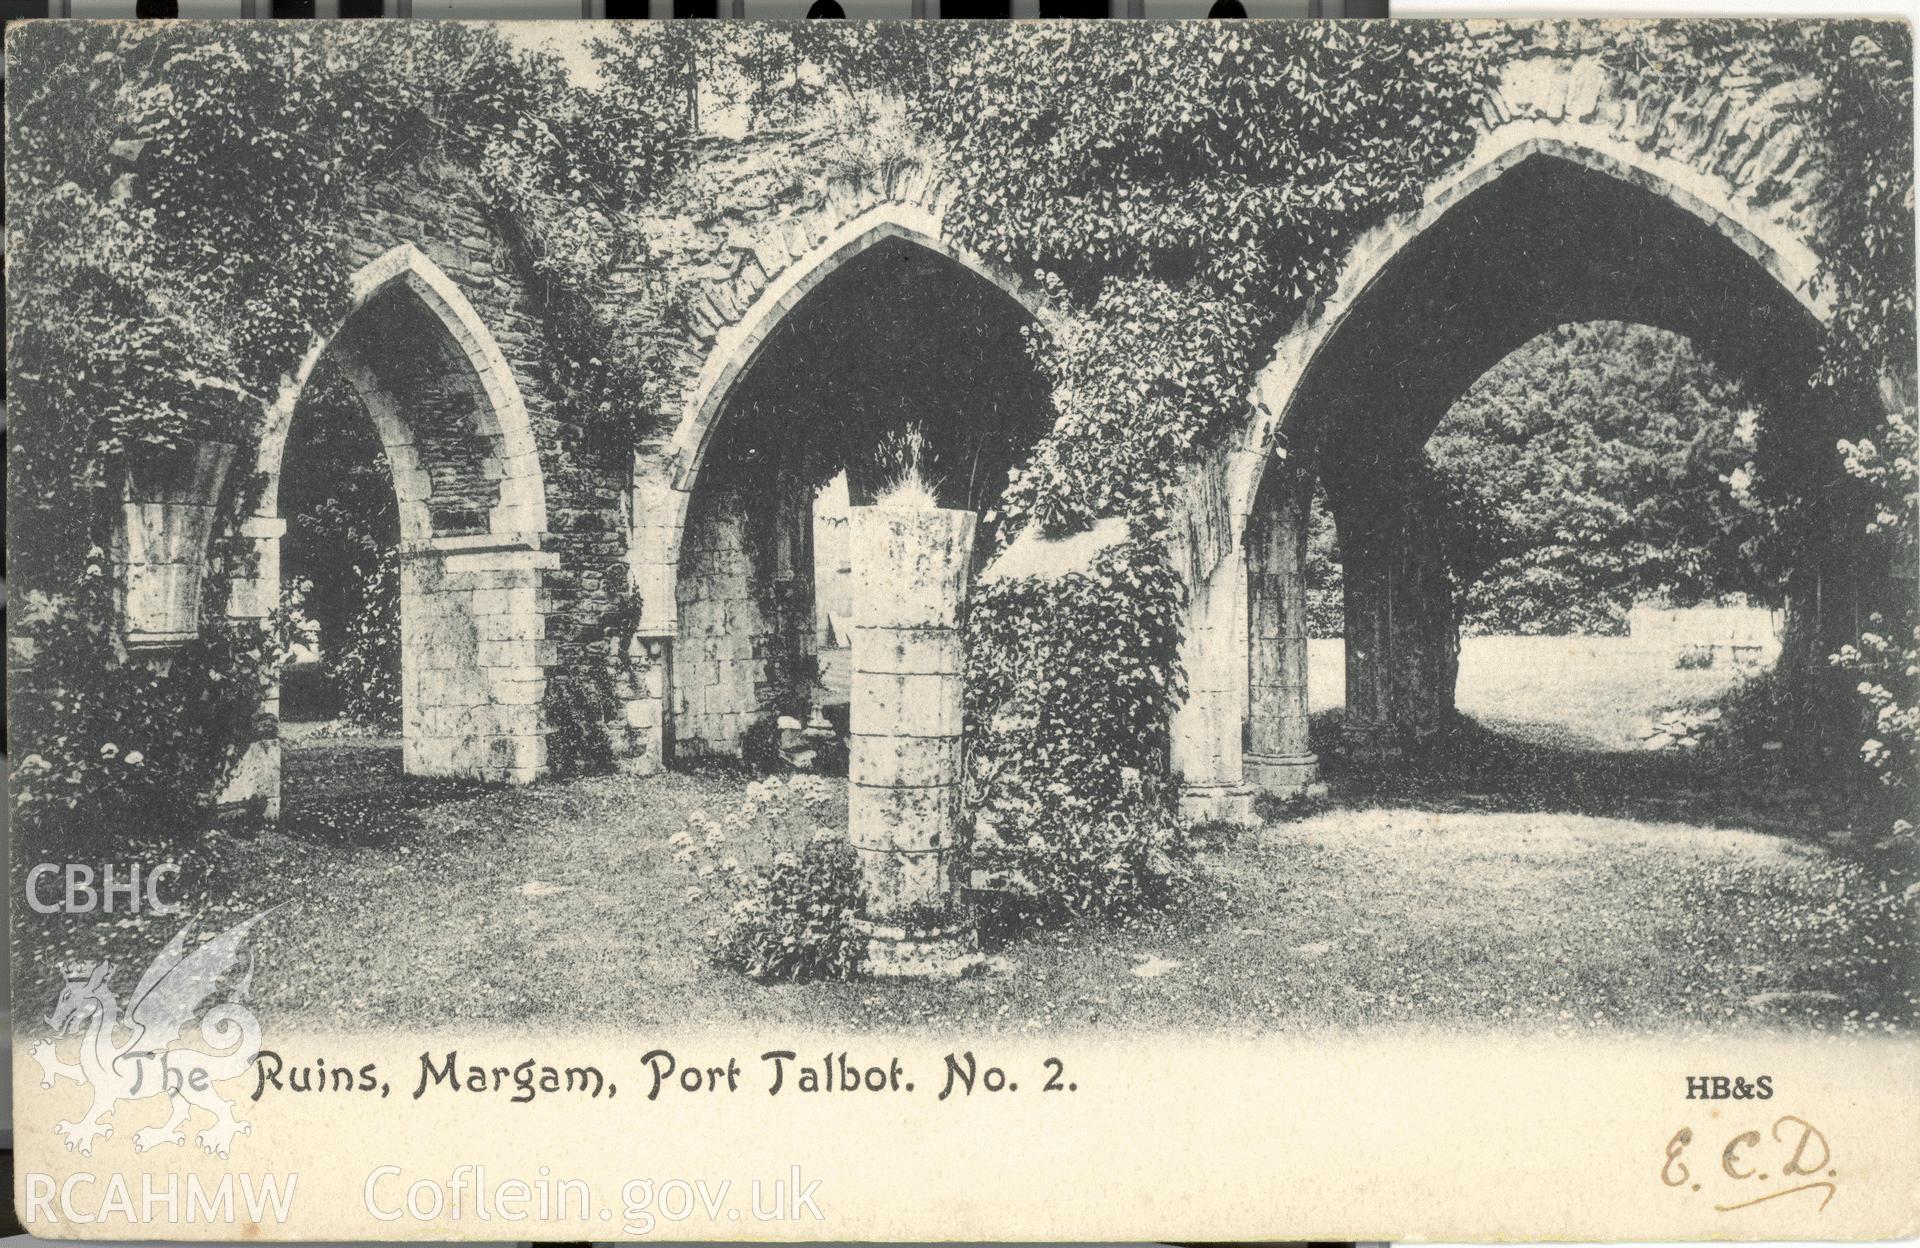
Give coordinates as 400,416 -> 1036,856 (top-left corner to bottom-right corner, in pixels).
16,640 -> 1914,1037
1307,635 -> 1765,751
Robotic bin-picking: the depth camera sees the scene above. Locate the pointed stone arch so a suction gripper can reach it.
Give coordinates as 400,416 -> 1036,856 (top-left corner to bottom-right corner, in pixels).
1174,116 -> 1835,817
1227,126 -> 1829,535
659,203 -> 1040,575
218,243 -> 556,815
629,199 -> 1044,638
623,198 -> 1050,768
256,242 -> 549,545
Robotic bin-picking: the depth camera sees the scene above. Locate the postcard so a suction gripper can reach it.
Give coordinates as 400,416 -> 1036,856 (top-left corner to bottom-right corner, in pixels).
7,14 -> 1917,1240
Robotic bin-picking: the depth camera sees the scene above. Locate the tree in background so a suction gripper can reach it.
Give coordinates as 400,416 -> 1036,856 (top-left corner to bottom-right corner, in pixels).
1438,321 -> 1778,635
279,361 -> 402,731
1307,321 -> 1775,639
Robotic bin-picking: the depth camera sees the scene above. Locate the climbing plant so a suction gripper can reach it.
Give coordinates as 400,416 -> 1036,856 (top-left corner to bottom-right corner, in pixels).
482,25 -> 693,466
916,20 -> 1495,532
964,533 -> 1194,919
9,20 -> 1912,874
903,21 -> 1495,914
1788,22 -> 1915,800
8,21 -> 440,838
1802,21 -> 1916,825
6,21 -> 685,828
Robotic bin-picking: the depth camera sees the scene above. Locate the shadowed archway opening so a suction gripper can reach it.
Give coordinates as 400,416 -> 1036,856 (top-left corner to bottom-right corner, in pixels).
279,358 -> 403,736
1241,149 -> 1867,802
671,235 -> 1051,766
1298,320 -> 1788,761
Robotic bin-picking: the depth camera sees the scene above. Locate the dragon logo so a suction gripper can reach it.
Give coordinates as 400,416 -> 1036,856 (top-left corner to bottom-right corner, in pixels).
30,911 -> 272,1158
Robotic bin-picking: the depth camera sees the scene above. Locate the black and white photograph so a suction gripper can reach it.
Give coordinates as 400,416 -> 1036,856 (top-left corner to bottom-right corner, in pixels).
5,12 -> 1917,1240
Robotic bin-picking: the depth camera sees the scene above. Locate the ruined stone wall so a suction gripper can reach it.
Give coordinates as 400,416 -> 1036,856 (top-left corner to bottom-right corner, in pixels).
315,46 -> 1847,788
340,164 -> 632,684
672,485 -> 774,759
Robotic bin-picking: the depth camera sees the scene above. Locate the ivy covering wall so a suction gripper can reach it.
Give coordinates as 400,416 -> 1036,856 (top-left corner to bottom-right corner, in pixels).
6,20 -> 1912,894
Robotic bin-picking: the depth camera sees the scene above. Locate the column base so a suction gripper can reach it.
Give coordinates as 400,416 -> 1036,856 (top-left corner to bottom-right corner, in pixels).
1245,751 -> 1328,799
853,916 -> 984,979
1178,781 -> 1258,825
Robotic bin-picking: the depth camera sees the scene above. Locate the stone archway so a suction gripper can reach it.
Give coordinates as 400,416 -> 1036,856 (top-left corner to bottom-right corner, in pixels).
219,244 -> 554,815
1268,145 -> 1828,758
623,197 -> 1050,768
1176,115 -> 1841,808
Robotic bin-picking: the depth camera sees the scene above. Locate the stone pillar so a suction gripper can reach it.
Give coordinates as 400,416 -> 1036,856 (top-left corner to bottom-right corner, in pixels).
216,514 -> 287,820
1338,517 -> 1397,759
1245,471 -> 1325,797
760,468 -> 820,718
1171,550 -> 1257,822
847,504 -> 979,977
401,534 -> 558,785
614,633 -> 669,777
1333,471 -> 1459,755
627,461 -> 685,769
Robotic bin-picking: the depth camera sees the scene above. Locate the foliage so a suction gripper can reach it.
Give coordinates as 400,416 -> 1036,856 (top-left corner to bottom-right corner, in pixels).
913,22 -> 1495,919
1002,278 -> 1260,538
918,21 -> 1494,534
739,715 -> 786,776
605,22 -> 916,134
965,534 -> 1196,918
6,19 -> 708,815
11,561 -> 287,850
10,19 -> 1912,872
984,785 -> 1197,921
1594,24 -> 1913,743
544,672 -> 617,780
1306,323 -> 1778,639
1830,412 -> 1919,824
1421,322 -> 1779,635
1304,483 -> 1346,640
323,553 -> 402,732
493,28 -> 722,468
669,776 -> 866,982
1793,25 -> 1917,394
1792,25 -> 1917,823
281,362 -> 401,730
5,21 -> 649,826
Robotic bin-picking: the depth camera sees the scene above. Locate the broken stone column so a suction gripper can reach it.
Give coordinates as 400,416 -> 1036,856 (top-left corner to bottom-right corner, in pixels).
119,438 -> 238,649
1245,472 -> 1326,798
847,503 -> 979,977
